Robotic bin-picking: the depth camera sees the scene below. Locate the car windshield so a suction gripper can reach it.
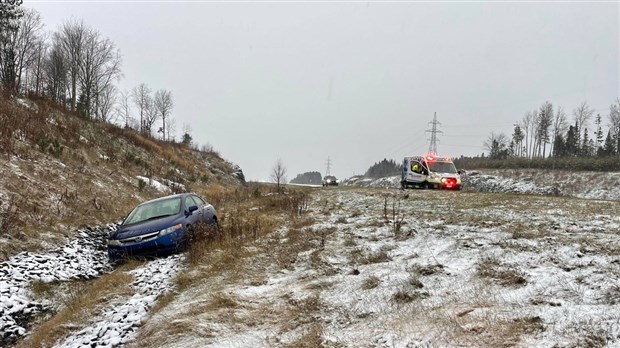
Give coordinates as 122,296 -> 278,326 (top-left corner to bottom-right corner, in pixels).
428,161 -> 457,174
123,197 -> 182,225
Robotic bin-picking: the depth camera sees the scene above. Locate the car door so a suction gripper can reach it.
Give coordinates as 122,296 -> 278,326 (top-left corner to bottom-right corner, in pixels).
409,160 -> 426,183
184,196 -> 202,225
192,195 -> 212,224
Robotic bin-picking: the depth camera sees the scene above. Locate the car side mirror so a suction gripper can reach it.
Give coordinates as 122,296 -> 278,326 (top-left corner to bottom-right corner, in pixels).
457,170 -> 464,175
187,205 -> 198,215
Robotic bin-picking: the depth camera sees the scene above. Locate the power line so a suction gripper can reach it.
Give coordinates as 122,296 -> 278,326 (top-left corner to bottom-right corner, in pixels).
325,156 -> 332,176
425,112 -> 443,155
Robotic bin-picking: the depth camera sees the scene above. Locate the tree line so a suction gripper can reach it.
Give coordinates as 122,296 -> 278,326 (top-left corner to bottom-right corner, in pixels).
484,100 -> 620,161
364,159 -> 402,178
290,171 -> 322,185
0,2 -> 188,142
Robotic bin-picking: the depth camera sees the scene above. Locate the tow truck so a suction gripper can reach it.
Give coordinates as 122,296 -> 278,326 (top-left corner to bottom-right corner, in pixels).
401,155 -> 462,190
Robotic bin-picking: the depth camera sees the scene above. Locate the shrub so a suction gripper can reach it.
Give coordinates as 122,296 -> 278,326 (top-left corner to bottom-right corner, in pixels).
138,178 -> 147,191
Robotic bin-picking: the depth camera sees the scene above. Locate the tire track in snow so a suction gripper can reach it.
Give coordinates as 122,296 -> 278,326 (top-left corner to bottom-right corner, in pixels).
55,254 -> 183,348
0,224 -> 116,345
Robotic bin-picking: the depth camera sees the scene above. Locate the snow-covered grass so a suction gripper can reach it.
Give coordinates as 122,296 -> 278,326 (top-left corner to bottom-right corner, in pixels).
0,224 -> 115,346
6,183 -> 619,347
342,169 -> 620,201
120,187 -> 620,347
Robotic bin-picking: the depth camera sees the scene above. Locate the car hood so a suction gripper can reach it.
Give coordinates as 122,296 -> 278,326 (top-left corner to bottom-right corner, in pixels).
111,215 -> 182,240
432,172 -> 460,178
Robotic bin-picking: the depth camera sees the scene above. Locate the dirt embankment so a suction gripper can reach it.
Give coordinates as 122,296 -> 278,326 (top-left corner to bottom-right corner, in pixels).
0,95 -> 244,260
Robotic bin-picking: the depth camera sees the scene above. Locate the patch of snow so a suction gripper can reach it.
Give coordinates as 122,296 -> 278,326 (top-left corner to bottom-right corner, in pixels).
56,255 -> 183,348
136,176 -> 171,193
0,225 -> 116,345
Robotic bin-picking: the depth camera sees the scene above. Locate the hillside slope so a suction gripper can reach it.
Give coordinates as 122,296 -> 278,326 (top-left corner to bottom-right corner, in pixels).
0,95 -> 244,259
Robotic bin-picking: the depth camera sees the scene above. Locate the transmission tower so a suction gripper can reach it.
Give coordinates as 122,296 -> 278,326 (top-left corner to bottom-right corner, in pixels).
425,112 -> 443,155
325,156 -> 332,176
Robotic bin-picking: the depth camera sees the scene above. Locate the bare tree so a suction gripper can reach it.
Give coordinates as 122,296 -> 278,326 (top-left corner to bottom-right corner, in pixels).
28,34 -> 46,95
154,89 -> 173,141
76,27 -> 121,119
537,101 -> 553,158
44,41 -> 68,103
96,82 -> 116,123
550,106 -> 567,156
483,132 -> 509,159
0,0 -> 24,93
270,159 -> 287,193
117,89 -> 132,128
55,19 -> 87,111
1,8 -> 44,95
131,83 -> 151,134
573,101 -> 594,139
142,95 -> 159,137
610,98 -> 620,154
521,113 -> 532,159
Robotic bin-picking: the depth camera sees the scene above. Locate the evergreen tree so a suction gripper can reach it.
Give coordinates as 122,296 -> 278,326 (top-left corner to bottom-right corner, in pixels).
595,113 -> 604,155
581,128 -> 591,157
552,134 -> 565,157
565,124 -> 579,156
603,130 -> 616,156
511,124 -> 524,157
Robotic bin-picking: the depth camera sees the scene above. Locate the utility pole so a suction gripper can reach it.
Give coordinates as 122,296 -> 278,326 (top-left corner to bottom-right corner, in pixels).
325,156 -> 332,176
425,112 -> 443,155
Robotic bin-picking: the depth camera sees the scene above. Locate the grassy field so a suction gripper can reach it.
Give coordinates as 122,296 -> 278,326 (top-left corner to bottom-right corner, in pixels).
125,186 -> 620,347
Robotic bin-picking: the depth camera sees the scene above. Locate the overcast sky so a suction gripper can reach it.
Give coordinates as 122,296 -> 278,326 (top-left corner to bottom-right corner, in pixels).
29,1 -> 619,181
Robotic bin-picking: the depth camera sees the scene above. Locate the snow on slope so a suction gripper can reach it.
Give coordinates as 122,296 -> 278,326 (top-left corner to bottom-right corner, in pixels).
56,255 -> 183,348
0,225 -> 115,345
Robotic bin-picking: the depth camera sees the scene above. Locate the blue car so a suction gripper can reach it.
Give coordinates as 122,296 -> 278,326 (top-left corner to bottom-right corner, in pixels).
108,193 -> 217,261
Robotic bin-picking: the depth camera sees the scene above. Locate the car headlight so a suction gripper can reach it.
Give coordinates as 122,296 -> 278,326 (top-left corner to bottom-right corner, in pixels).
108,239 -> 122,246
159,224 -> 182,236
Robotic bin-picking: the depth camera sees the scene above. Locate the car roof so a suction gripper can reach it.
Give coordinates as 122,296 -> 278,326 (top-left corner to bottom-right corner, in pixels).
138,192 -> 194,206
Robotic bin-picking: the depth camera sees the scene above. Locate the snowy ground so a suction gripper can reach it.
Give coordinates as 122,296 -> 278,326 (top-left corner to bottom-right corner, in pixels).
0,224 -> 114,345
342,170 -> 620,201
56,255 -> 183,348
132,187 -> 620,347
0,222 -> 183,348
4,179 -> 619,347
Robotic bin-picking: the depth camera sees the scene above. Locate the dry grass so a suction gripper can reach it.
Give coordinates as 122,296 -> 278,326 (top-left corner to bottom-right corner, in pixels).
408,263 -> 444,276
361,275 -> 381,290
20,266 -> 137,348
476,257 -> 527,287
391,288 -> 429,305
283,323 -> 324,348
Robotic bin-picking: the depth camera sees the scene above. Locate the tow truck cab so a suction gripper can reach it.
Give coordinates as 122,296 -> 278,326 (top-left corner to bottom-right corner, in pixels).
401,155 -> 462,190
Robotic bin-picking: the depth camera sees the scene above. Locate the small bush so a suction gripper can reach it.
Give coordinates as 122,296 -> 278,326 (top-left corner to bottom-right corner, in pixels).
138,178 -> 147,191
361,276 -> 380,290
391,289 -> 429,304
408,263 -> 444,276
0,195 -> 19,237
477,257 -> 527,286
37,136 -> 64,157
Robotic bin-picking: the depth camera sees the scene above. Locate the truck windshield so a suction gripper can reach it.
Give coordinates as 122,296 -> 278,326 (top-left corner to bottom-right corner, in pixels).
428,161 -> 457,174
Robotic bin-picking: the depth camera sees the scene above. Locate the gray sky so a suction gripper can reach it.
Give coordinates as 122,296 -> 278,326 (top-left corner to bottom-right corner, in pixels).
29,1 -> 619,181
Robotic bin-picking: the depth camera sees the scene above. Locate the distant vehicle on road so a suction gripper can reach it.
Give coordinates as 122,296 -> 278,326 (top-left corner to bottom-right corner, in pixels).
108,193 -> 217,261
322,175 -> 339,186
401,155 -> 462,190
